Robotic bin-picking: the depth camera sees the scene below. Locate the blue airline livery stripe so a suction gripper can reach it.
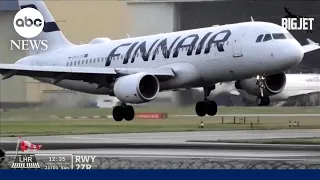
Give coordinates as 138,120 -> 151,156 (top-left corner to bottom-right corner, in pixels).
19,4 -> 60,33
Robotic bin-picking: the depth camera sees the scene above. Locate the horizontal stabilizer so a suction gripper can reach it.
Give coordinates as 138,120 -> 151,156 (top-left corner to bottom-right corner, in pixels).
302,38 -> 320,53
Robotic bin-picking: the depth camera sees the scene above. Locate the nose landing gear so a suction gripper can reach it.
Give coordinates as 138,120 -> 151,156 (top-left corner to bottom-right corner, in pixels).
256,96 -> 270,106
256,75 -> 270,106
195,85 -> 218,117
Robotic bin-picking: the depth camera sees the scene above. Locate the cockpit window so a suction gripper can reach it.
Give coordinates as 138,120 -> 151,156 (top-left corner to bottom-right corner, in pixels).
256,34 -> 263,42
263,34 -> 272,42
285,33 -> 294,39
272,33 -> 286,39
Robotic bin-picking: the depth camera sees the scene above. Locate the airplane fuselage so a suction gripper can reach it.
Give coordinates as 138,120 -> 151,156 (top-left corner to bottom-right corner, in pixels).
17,21 -> 303,95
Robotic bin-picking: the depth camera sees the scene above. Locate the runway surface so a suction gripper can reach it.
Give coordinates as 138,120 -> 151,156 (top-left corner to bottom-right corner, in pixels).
2,129 -> 320,144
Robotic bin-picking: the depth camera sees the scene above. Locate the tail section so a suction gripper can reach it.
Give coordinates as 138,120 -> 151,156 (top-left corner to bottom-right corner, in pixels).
18,0 -> 74,55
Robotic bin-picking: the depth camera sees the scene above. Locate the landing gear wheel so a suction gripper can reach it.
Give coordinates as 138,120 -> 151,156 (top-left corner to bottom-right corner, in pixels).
256,96 -> 270,106
113,106 -> 123,121
205,101 -> 217,116
195,85 -> 218,117
124,105 -> 135,121
263,96 -> 270,106
195,101 -> 206,117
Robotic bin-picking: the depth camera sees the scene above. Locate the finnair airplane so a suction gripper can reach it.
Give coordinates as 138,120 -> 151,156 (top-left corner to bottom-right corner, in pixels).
0,0 -> 319,121
195,74 -> 320,106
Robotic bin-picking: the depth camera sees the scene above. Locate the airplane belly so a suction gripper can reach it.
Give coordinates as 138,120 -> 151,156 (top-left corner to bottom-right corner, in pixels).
34,78 -> 111,95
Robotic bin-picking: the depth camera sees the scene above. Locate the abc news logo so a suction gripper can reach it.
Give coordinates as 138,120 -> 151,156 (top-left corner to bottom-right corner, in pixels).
281,18 -> 314,31
10,8 -> 48,51
16,16 -> 43,28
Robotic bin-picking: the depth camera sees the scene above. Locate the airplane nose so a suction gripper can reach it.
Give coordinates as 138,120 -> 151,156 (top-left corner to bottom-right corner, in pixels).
285,43 -> 304,66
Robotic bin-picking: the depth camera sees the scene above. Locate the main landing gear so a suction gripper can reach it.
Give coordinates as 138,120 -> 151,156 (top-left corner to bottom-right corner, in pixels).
195,85 -> 218,117
112,103 -> 135,121
255,75 -> 270,106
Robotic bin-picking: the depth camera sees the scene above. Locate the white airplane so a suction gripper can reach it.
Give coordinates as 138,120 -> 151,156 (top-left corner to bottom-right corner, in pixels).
194,74 -> 320,106
0,0 -> 319,121
234,73 -> 320,106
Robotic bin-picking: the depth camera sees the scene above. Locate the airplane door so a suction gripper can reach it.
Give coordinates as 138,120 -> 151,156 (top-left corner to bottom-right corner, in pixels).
232,27 -> 247,58
232,39 -> 243,58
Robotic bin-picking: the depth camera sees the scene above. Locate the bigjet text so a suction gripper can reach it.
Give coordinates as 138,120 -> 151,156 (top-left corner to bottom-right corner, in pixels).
105,30 -> 232,66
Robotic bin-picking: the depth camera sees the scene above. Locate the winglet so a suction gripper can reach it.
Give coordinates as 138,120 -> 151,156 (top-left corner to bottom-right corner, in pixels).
250,16 -> 254,22
302,38 -> 320,53
127,33 -> 131,38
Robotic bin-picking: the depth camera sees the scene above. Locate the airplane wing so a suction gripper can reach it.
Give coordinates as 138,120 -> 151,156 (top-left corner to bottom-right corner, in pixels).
302,39 -> 320,53
0,64 -> 175,84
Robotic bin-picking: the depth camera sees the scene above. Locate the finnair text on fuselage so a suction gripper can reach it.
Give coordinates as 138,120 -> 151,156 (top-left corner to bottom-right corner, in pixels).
104,30 -> 231,66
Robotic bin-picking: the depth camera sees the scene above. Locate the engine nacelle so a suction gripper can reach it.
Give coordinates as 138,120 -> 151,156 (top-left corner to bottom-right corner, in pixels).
89,38 -> 111,44
235,72 -> 286,96
113,73 -> 160,104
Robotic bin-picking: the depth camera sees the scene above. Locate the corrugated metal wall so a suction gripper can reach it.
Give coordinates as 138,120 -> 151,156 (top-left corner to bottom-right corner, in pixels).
127,2 -> 176,36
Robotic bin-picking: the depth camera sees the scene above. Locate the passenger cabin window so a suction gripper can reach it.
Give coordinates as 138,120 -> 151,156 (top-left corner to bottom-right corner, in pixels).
256,34 -> 263,42
272,33 -> 286,39
263,34 -> 272,42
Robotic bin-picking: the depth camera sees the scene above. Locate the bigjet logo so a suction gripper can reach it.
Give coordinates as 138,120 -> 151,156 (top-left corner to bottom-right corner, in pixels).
281,18 -> 314,31
281,7 -> 314,33
10,7 -> 48,51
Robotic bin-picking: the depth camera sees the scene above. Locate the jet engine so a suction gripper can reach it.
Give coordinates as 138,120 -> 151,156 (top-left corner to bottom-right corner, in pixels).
113,73 -> 160,104
235,72 -> 286,96
89,38 -> 111,44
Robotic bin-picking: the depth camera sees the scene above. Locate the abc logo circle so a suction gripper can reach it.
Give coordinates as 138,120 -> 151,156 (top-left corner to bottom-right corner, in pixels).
13,8 -> 44,39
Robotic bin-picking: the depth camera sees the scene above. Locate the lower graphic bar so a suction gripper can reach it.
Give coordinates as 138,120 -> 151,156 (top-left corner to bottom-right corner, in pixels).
1,170 -> 320,180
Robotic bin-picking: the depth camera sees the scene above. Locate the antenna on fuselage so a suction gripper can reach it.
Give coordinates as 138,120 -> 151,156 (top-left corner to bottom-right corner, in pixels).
127,33 -> 131,38
250,16 -> 254,22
